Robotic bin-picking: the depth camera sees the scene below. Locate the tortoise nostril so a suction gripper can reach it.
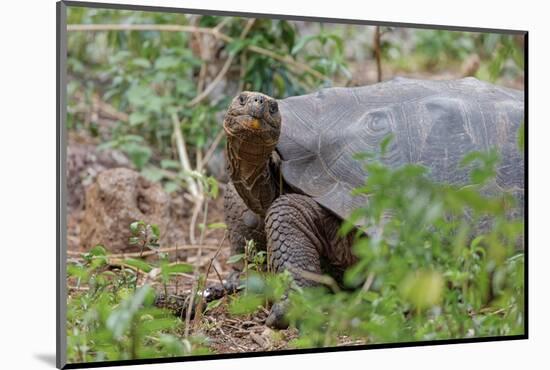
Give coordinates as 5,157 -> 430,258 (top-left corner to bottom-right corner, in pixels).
254,96 -> 264,104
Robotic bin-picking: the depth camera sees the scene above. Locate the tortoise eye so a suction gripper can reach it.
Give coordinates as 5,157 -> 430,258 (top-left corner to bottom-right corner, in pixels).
269,101 -> 278,114
238,95 -> 246,105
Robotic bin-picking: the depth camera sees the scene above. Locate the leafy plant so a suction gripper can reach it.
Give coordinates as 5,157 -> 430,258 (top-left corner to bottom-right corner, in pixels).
67,223 -> 200,362
291,27 -> 351,82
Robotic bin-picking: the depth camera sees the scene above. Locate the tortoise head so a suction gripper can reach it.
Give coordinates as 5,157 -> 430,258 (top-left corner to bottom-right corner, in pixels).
223,91 -> 281,146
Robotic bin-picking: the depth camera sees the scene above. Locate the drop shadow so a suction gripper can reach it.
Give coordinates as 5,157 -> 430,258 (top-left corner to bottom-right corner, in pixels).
34,353 -> 57,367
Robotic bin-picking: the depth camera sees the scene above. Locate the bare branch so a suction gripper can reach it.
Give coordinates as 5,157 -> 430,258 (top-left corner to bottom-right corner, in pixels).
66,244 -> 220,258
171,112 -> 200,199
373,26 -> 382,82
188,198 -> 203,245
67,24 -> 232,42
246,44 -> 326,81
186,18 -> 256,107
187,53 -> 234,107
199,129 -> 225,172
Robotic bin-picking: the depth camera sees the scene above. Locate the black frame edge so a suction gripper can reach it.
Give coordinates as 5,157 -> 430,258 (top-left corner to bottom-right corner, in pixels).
57,1 -> 68,369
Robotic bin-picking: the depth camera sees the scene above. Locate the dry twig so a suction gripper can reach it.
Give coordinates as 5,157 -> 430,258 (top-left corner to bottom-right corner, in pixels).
199,129 -> 225,172
373,26 -> 382,82
187,18 -> 256,107
193,231 -> 227,330
171,112 -> 201,199
66,244 -> 220,258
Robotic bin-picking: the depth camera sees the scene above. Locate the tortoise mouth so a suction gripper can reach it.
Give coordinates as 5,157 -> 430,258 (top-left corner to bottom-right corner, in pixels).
224,113 -> 280,148
230,114 -> 278,132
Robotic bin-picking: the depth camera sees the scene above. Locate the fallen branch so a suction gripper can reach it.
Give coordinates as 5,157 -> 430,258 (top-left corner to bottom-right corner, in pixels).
67,23 -> 230,39
250,332 -> 268,349
217,326 -> 248,352
66,244 -> 220,258
143,265 -> 223,285
73,90 -> 129,122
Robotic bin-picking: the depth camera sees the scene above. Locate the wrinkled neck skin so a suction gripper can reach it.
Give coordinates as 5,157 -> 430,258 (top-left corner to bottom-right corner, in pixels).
224,120 -> 280,216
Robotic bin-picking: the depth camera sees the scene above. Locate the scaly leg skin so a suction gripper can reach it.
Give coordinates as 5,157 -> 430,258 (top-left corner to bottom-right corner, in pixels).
223,182 -> 267,291
264,194 -> 358,329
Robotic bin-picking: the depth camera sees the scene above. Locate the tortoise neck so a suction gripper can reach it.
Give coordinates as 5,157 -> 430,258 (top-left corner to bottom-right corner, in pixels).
226,135 -> 280,216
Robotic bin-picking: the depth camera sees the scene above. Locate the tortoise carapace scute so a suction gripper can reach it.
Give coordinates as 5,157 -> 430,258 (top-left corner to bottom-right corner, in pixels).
277,77 -> 524,224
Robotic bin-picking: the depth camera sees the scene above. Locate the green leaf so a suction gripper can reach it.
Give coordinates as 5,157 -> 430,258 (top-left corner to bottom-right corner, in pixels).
89,245 -> 107,256
163,181 -> 179,194
273,72 -> 286,97
123,258 -> 153,273
163,263 -> 194,275
67,264 -> 88,280
121,142 -> 152,170
227,253 -> 245,264
158,334 -> 186,355
291,34 -> 316,55
399,270 -> 444,310
154,56 -> 180,70
207,222 -> 227,230
129,111 -> 148,126
138,317 -> 179,335
106,285 -> 153,339
206,177 -> 219,198
130,221 -> 145,235
131,58 -> 151,69
160,159 -> 180,170
227,39 -> 250,56
150,224 -> 160,239
380,133 -> 395,155
205,299 -> 223,312
460,149 -> 499,185
228,294 -> 263,315
141,166 -> 164,182
127,85 -> 152,107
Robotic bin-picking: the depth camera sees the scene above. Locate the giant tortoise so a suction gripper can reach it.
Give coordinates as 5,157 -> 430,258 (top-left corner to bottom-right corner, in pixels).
222,77 -> 524,328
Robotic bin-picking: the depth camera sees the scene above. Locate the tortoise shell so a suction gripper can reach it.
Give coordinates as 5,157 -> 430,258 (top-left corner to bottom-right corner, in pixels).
276,77 -> 524,222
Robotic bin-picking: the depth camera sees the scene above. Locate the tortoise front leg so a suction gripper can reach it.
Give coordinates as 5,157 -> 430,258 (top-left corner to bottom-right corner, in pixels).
264,194 -> 357,328
223,182 -> 267,286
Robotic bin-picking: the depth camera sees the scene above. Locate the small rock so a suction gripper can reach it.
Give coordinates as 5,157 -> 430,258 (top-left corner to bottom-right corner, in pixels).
79,168 -> 186,252
66,142 -> 131,212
